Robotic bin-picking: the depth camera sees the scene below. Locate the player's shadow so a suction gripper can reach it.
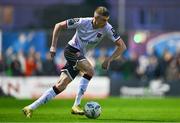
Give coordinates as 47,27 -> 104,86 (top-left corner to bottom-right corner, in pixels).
79,117 -> 178,122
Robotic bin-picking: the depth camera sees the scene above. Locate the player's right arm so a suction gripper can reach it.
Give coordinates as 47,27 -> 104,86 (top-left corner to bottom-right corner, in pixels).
50,21 -> 67,58
50,18 -> 82,58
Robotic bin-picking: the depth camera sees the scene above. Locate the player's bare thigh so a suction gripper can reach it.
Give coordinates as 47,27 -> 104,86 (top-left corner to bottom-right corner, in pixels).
76,59 -> 94,77
55,72 -> 72,91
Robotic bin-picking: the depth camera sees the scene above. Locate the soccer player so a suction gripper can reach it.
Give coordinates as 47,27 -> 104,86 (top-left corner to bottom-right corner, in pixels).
22,6 -> 126,118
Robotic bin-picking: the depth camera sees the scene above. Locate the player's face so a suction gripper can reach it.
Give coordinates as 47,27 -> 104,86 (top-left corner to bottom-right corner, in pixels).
94,15 -> 109,28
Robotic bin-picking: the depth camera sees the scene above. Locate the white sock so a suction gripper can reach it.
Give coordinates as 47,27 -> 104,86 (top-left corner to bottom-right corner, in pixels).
73,77 -> 89,106
28,88 -> 57,110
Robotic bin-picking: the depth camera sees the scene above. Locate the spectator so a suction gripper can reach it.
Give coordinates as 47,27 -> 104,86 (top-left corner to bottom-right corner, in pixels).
4,47 -> 14,76
122,52 -> 139,80
0,54 -> 6,75
165,53 -> 180,81
146,55 -> 160,80
86,50 -> 96,68
95,48 -> 107,76
34,52 -> 43,76
25,54 -> 36,76
158,50 -> 173,79
17,50 -> 26,74
42,52 -> 58,76
10,54 -> 23,76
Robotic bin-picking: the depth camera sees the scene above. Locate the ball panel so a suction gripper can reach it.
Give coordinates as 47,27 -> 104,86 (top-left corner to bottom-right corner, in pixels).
84,101 -> 101,119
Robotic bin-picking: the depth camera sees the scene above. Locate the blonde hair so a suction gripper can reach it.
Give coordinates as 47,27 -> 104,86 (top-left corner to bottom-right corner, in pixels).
94,6 -> 110,17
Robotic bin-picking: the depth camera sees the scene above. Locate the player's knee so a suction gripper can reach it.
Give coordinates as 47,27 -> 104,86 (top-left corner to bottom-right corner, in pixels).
83,68 -> 94,80
86,68 -> 94,77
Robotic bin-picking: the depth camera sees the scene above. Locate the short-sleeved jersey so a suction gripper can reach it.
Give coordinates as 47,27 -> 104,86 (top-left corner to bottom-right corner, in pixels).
66,17 -> 120,54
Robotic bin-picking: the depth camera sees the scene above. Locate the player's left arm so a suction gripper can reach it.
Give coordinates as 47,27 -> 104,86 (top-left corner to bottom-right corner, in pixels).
109,38 -> 127,61
102,38 -> 127,70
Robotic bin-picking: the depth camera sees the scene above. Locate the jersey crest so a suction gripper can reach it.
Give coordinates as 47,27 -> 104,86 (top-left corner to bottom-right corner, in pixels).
97,33 -> 102,38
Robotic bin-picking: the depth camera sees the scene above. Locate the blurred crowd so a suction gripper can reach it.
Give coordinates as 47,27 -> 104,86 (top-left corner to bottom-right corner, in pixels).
0,47 -> 59,76
0,47 -> 180,83
109,49 -> 180,83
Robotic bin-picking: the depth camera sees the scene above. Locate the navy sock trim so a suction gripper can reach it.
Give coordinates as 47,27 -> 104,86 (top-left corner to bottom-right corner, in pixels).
83,74 -> 92,80
53,86 -> 61,95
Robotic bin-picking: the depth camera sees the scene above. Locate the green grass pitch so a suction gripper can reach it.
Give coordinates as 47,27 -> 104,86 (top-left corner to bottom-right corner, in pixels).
0,97 -> 180,122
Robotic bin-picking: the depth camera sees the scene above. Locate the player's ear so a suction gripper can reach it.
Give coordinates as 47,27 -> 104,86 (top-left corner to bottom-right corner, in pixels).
94,16 -> 98,20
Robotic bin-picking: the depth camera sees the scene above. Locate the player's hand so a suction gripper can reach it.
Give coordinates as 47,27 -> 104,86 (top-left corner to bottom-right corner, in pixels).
50,51 -> 56,59
102,58 -> 111,70
50,46 -> 56,59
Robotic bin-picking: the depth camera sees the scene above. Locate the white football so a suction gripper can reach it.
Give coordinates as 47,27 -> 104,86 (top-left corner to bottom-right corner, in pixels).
84,101 -> 101,119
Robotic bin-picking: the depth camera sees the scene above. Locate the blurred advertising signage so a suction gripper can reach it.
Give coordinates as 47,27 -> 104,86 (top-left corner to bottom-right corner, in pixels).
3,31 -> 47,59
147,32 -> 180,56
0,77 -> 110,99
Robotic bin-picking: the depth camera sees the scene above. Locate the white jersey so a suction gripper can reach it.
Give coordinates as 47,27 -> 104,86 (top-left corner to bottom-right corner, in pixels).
66,17 -> 120,54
